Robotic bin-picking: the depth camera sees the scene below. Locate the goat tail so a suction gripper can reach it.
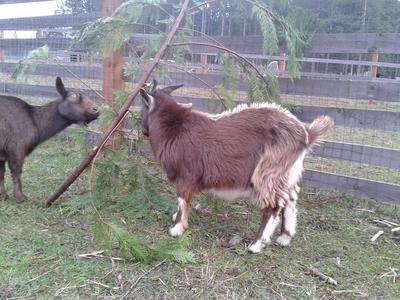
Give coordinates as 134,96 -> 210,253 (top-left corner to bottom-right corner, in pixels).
306,116 -> 334,148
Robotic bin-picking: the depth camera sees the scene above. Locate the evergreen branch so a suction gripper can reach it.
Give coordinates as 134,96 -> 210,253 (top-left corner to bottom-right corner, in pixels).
170,41 -> 269,90
178,27 -> 224,47
45,0 -> 192,207
187,0 -> 219,14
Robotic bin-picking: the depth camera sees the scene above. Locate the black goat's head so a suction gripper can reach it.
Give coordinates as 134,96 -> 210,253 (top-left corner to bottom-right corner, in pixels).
56,77 -> 100,125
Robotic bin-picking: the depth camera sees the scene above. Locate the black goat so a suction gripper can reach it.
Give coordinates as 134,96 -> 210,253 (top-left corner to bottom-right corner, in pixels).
0,77 -> 100,202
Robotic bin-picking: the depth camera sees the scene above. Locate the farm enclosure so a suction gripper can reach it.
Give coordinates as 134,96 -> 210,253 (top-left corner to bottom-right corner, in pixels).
1,0 -> 400,203
0,0 -> 399,298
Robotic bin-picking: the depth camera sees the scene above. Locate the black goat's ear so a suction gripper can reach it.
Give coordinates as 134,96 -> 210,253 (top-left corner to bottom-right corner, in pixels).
160,84 -> 184,95
151,79 -> 158,92
56,77 -> 67,98
140,88 -> 151,107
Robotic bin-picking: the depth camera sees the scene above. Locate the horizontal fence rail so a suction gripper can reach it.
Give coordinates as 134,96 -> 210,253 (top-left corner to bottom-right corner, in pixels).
312,141 -> 400,170
0,0 -> 48,3
174,96 -> 400,132
304,170 -> 400,204
2,63 -> 400,101
0,13 -> 100,30
1,81 -> 399,132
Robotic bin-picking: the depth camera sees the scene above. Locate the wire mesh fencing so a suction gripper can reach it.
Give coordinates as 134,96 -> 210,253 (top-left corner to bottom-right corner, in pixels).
0,0 -> 399,203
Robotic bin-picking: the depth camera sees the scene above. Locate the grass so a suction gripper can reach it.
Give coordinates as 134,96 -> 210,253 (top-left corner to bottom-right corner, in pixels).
0,137 -> 399,299
330,127 -> 400,150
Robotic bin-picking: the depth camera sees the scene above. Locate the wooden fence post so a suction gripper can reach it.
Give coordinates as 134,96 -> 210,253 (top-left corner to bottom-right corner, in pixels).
278,52 -> 286,74
102,0 -> 124,148
371,51 -> 379,79
0,30 -> 4,62
200,54 -> 208,73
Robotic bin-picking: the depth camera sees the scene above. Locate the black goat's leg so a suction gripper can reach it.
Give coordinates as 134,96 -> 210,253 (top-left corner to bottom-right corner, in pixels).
8,154 -> 27,203
0,161 -> 7,201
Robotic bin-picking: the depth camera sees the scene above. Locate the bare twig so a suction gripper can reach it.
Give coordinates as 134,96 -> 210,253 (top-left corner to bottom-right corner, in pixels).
308,267 -> 338,286
170,41 -> 270,90
77,250 -> 123,261
45,0 -> 191,207
373,219 -> 396,227
88,280 -> 119,290
371,230 -> 384,242
160,62 -> 227,109
391,227 -> 400,232
120,260 -> 166,300
379,267 -> 398,283
25,261 -> 60,284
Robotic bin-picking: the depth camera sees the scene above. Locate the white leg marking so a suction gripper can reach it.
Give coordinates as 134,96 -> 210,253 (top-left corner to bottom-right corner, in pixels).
283,201 -> 297,237
260,214 -> 281,244
276,201 -> 297,246
169,222 -> 185,237
276,233 -> 292,246
169,197 -> 188,237
248,214 -> 280,253
290,189 -> 298,201
248,240 -> 264,253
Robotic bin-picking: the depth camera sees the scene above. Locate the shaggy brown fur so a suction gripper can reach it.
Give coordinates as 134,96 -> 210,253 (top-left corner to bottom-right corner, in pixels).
139,83 -> 333,251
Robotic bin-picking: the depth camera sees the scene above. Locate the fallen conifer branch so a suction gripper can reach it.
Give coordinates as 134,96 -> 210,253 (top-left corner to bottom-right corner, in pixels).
45,0 -> 191,207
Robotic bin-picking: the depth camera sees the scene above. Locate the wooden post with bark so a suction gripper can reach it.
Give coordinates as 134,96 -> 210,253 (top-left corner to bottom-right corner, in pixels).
371,51 -> 379,79
0,30 -> 4,62
200,54 -> 208,73
102,0 -> 124,148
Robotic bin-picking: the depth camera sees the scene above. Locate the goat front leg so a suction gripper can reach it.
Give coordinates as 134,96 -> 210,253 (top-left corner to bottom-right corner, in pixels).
8,154 -> 27,203
0,161 -> 8,201
248,205 -> 282,253
169,192 -> 193,237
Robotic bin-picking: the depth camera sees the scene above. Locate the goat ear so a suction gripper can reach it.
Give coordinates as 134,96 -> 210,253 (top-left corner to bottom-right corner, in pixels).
150,79 -> 158,92
140,88 -> 155,111
56,77 -> 67,98
160,84 -> 184,95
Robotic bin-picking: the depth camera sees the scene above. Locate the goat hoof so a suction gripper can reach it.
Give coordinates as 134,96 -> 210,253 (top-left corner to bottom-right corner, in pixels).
276,234 -> 292,247
248,240 -> 267,254
169,223 -> 185,237
15,194 -> 28,203
0,193 -> 8,201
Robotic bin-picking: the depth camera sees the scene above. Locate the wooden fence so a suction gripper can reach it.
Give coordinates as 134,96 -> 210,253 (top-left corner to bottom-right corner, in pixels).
0,7 -> 399,203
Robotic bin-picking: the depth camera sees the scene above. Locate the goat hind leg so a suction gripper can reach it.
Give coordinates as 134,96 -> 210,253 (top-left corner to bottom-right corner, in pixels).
8,154 -> 27,203
276,185 -> 299,246
0,161 -> 7,201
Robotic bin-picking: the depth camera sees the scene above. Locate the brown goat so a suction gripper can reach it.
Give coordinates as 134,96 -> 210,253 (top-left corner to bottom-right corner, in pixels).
139,82 -> 333,253
0,77 -> 100,203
